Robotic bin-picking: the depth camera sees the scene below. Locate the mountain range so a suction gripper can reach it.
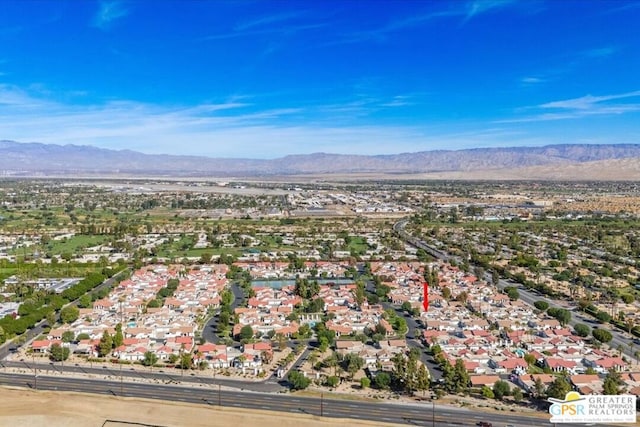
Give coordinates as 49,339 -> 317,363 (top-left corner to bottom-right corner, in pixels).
1,140 -> 639,180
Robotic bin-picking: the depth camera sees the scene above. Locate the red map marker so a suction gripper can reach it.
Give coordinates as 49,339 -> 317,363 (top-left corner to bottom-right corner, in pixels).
423,282 -> 429,311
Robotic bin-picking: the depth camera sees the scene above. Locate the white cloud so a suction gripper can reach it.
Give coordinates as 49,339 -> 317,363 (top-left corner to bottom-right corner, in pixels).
234,11 -> 305,32
540,90 -> 640,110
93,1 -> 129,30
329,0 -> 517,46
0,85 -> 522,158
497,90 -> 640,123
1,85 -> 635,158
520,76 -> 545,85
464,0 -> 515,22
584,46 -> 617,58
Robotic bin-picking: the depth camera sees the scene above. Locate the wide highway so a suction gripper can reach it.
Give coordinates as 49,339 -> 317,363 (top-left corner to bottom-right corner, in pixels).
0,372 -> 613,427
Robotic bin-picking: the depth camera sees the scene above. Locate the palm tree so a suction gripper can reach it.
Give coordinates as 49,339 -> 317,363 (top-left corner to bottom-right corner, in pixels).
308,351 -> 319,369
260,350 -> 272,365
274,333 -> 286,351
625,320 -> 635,334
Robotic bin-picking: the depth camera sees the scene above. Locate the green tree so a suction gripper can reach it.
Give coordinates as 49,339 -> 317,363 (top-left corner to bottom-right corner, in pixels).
49,343 -> 70,361
372,372 -> 391,389
492,380 -> 511,400
621,294 -> 635,304
341,353 -> 365,380
596,311 -> 612,323
533,377 -> 545,398
360,377 -> 371,389
288,370 -> 311,390
546,376 -> 571,400
603,369 -> 624,395
524,353 -> 536,366
547,307 -> 571,326
179,352 -> 193,370
481,386 -> 495,399
326,375 -> 339,388
239,325 -> 254,340
401,301 -> 413,313
142,351 -> 158,367
76,333 -> 90,341
354,281 -> 366,307
574,323 -> 591,337
322,353 -> 339,376
146,299 -> 161,308
307,297 -> 325,313
592,328 -> 613,344
534,300 -> 549,311
271,332 -> 286,351
98,331 -> 112,357
61,331 -> 75,343
512,387 -> 523,402
46,311 -> 56,327
297,323 -> 312,339
113,323 -> 124,348
60,305 -> 80,324
218,311 -> 230,328
451,359 -> 470,393
416,364 -> 430,396
78,294 -> 92,309
507,288 -> 519,301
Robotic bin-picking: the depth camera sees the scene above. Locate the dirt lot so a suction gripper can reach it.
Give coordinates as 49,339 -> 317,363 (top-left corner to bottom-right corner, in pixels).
0,388 -> 395,427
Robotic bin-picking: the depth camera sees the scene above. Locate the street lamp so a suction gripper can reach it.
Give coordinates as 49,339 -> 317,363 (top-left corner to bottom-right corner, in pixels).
120,362 -> 123,395
320,393 -> 324,417
33,355 -> 37,391
432,400 -> 435,427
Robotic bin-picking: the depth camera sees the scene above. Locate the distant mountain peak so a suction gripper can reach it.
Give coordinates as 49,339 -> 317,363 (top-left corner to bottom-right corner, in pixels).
0,140 -> 639,179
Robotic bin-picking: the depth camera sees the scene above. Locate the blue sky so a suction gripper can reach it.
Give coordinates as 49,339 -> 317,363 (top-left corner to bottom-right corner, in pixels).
0,0 -> 639,158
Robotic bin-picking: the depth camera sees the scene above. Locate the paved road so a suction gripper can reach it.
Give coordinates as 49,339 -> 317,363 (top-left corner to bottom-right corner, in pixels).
3,359 -> 284,392
1,372 -> 615,427
202,283 -> 244,344
380,301 -> 443,383
394,219 -> 637,359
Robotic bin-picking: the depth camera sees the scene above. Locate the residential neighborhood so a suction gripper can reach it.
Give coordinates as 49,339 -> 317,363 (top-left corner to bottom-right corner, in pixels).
1,179 -> 640,426
13,258 -> 639,399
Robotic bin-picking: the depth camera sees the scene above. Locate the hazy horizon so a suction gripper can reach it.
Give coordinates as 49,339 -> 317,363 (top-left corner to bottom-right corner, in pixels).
1,0 -> 639,159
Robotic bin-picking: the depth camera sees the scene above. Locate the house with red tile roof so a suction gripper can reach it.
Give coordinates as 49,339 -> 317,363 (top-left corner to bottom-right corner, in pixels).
587,356 -> 627,373
545,357 -> 577,372
31,339 -> 58,353
470,375 -> 501,387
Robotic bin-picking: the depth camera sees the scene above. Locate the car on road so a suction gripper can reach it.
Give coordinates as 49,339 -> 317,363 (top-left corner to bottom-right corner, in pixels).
476,422 -> 492,427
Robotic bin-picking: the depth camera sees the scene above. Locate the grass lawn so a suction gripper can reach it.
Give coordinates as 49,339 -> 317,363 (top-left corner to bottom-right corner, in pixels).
44,234 -> 111,255
347,236 -> 368,255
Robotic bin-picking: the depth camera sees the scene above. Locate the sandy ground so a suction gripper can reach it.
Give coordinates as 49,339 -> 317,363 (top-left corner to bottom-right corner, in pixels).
0,388 -> 396,427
